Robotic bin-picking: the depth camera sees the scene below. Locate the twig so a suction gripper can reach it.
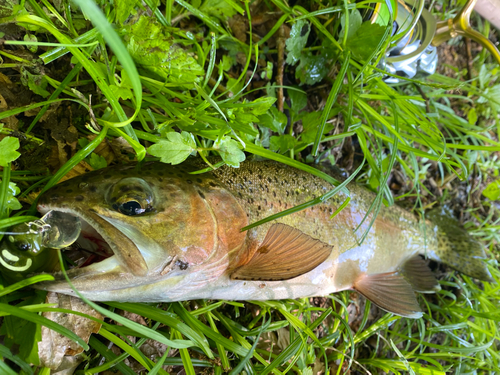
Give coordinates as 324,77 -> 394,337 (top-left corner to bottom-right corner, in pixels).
277,24 -> 285,112
465,38 -> 474,80
413,83 -> 431,113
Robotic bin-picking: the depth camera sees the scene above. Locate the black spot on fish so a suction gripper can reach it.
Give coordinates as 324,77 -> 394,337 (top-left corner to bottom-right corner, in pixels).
75,195 -> 84,202
176,260 -> 189,270
89,208 -> 97,213
267,177 -> 272,183
89,185 -> 97,193
176,173 -> 182,178
159,178 -> 163,182
258,205 -> 261,210
158,172 -> 165,177
104,174 -> 112,179
196,178 -> 202,183
273,191 -> 276,197
66,189 -> 73,193
186,179 -> 193,184
198,191 -> 206,199
209,182 -> 217,187
286,191 -> 289,196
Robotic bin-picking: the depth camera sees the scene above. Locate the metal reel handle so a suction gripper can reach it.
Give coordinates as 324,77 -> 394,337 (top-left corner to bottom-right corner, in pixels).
432,0 -> 500,64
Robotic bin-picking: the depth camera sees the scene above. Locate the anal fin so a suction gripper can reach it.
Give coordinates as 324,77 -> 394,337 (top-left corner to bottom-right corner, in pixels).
230,223 -> 332,281
353,272 -> 423,318
402,255 -> 440,293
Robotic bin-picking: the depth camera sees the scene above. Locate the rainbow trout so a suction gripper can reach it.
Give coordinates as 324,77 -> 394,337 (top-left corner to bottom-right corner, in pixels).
30,161 -> 491,318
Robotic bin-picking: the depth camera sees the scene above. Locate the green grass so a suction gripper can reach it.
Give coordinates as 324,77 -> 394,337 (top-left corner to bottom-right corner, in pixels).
0,0 -> 499,373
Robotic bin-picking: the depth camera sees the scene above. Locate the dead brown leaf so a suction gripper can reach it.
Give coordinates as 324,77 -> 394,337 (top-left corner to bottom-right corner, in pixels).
38,292 -> 103,370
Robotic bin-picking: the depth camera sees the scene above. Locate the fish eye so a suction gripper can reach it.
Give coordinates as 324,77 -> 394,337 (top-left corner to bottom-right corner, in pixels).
16,242 -> 31,252
106,177 -> 155,216
118,200 -> 145,216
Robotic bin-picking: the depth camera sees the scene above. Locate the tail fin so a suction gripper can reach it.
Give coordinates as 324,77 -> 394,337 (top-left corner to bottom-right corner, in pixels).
426,209 -> 493,282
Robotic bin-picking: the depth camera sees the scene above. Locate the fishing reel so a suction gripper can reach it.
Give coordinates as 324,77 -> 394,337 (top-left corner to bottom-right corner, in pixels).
361,0 -> 500,83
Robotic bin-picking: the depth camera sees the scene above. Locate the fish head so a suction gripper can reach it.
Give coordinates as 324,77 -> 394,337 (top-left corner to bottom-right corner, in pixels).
36,162 -> 247,301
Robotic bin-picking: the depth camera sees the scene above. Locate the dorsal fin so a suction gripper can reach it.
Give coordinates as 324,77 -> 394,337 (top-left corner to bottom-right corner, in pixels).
230,223 -> 332,281
353,272 -> 423,318
402,255 -> 440,293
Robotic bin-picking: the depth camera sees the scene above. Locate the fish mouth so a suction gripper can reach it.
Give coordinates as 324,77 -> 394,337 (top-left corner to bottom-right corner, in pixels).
35,205 -> 161,291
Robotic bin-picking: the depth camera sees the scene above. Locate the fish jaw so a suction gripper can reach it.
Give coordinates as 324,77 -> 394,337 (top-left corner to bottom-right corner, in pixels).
34,204 -> 173,289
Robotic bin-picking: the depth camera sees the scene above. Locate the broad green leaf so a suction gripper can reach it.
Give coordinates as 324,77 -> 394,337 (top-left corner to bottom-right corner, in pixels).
148,131 -> 197,164
339,9 -> 363,41
289,89 -> 307,114
347,22 -> 386,61
482,180 -> 500,201
0,182 -> 22,212
123,16 -> 204,86
115,0 -> 138,25
483,85 -> 500,110
109,84 -> 133,100
258,106 -> 287,134
88,153 -> 107,170
300,112 -> 335,143
270,135 -> 297,153
0,137 -> 20,167
467,107 -> 477,125
199,0 -> 238,20
478,65 -> 491,89
248,97 -> 277,116
295,40 -> 335,85
23,33 -> 37,53
216,136 -> 245,167
20,67 -> 50,98
285,20 -> 310,65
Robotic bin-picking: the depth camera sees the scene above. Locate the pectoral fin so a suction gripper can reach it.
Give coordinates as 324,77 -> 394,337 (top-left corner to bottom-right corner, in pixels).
353,272 -> 423,318
231,223 -> 332,281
